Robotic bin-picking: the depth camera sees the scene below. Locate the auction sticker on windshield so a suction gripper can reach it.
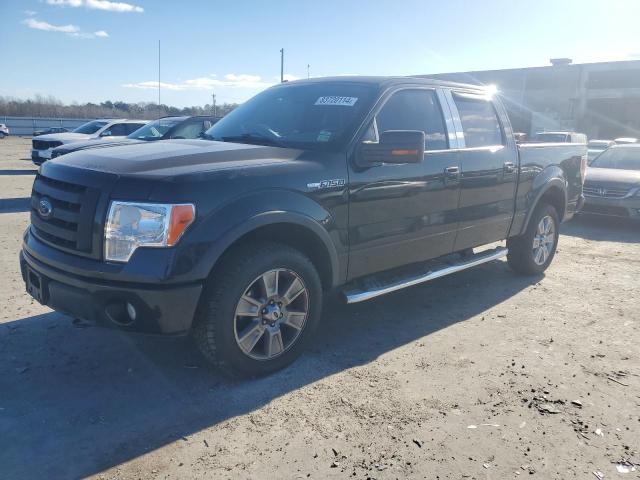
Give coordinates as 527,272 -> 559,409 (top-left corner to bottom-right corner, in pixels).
315,96 -> 358,106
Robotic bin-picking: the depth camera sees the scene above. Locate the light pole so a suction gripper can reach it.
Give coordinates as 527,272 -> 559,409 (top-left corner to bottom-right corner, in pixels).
158,39 -> 161,118
211,92 -> 216,117
307,64 -> 310,79
280,48 -> 284,83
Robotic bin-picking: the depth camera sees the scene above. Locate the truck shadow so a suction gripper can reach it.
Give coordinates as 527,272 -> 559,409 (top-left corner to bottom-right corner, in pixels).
0,197 -> 31,213
562,215 -> 639,243
0,260 -> 538,479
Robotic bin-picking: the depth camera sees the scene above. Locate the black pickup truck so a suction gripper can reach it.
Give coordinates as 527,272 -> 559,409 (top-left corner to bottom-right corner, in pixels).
21,77 -> 586,377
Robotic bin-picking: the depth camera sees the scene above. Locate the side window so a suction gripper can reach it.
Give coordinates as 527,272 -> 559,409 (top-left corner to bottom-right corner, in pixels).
170,122 -> 205,139
126,123 -> 145,134
375,89 -> 448,150
108,123 -> 129,136
453,94 -> 503,148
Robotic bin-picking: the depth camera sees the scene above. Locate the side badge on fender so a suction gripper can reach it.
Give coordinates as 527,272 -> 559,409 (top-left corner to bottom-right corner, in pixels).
307,179 -> 346,190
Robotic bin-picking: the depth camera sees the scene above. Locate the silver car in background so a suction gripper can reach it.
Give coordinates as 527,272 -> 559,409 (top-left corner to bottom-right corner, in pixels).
581,144 -> 640,219
31,118 -> 147,164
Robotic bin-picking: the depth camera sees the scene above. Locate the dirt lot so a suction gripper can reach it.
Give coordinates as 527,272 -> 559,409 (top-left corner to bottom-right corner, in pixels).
0,136 -> 638,480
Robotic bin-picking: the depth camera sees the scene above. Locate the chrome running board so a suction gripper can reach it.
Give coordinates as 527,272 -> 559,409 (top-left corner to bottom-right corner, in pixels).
343,247 -> 508,304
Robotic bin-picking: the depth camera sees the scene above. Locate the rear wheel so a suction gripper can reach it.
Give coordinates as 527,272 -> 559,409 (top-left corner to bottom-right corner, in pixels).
193,242 -> 322,378
507,203 -> 559,275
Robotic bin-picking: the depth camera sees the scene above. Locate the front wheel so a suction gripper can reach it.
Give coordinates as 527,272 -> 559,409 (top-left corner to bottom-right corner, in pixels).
193,242 -> 322,378
507,203 -> 560,275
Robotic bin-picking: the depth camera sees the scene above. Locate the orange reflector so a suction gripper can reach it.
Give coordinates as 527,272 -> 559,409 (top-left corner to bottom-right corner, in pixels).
391,149 -> 418,156
167,204 -> 195,246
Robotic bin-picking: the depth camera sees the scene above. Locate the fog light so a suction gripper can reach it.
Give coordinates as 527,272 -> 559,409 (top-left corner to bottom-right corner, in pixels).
126,302 -> 137,321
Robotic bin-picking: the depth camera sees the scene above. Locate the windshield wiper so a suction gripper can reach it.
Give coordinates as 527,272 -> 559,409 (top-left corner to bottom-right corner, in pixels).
215,133 -> 285,148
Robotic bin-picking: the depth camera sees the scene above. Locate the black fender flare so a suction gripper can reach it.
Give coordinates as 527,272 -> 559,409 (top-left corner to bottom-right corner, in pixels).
520,172 -> 567,235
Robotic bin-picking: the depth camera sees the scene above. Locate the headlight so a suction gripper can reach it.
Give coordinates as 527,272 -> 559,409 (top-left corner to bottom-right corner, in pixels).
105,201 -> 195,262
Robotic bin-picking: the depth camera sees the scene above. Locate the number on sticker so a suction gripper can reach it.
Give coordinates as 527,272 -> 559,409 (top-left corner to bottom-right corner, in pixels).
314,96 -> 358,107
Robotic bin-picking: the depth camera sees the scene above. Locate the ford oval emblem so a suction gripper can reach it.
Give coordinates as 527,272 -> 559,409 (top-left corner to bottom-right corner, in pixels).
38,197 -> 54,220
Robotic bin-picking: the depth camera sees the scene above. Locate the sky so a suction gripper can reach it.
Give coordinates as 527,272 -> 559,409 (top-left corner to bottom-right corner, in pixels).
1,0 -> 640,108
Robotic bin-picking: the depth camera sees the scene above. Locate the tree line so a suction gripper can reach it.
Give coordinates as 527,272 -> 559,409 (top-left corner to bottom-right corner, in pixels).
0,95 -> 238,119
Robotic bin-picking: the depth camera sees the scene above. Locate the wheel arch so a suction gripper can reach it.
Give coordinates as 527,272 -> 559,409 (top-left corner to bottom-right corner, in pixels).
208,213 -> 339,291
520,176 -> 567,235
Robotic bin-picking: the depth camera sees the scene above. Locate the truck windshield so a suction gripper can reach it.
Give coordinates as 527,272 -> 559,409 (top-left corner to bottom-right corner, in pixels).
590,146 -> 640,171
205,82 -> 378,150
128,118 -> 182,140
73,120 -> 108,134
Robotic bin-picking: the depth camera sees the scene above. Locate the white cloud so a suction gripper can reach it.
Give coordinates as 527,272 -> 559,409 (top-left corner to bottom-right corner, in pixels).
124,74 -> 274,91
24,10 -> 37,16
45,0 -> 143,13
224,73 -> 261,83
23,18 -> 108,38
23,18 -> 80,34
282,74 -> 300,82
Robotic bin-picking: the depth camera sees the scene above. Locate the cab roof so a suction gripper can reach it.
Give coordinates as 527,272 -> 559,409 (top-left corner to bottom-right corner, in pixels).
275,75 -> 489,92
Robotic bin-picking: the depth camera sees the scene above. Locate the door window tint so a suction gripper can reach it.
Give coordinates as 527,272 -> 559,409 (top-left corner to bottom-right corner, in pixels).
453,94 -> 503,148
125,123 -> 145,134
171,121 -> 205,139
107,123 -> 129,136
375,90 -> 448,150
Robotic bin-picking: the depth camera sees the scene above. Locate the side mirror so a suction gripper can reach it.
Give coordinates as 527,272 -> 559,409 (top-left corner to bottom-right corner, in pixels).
358,130 -> 425,167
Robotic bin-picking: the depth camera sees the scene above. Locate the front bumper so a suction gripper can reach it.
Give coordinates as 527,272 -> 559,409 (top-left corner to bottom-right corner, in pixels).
20,235 -> 203,335
31,148 -> 53,164
580,194 -> 640,218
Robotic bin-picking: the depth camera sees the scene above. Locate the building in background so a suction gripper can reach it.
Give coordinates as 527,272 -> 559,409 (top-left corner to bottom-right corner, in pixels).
423,59 -> 640,140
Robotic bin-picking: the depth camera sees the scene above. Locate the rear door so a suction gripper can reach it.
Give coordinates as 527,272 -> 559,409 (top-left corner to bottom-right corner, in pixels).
347,87 -> 462,279
447,90 -> 518,250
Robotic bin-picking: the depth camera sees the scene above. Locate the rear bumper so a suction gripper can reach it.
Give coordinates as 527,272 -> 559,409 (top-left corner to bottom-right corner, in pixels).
20,241 -> 203,335
580,195 -> 640,218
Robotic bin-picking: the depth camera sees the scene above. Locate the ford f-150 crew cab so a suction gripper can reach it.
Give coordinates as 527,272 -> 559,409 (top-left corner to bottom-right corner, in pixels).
20,77 -> 587,377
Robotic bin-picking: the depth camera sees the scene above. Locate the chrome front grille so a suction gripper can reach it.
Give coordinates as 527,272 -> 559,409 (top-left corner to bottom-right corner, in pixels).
583,185 -> 631,198
30,173 -> 99,255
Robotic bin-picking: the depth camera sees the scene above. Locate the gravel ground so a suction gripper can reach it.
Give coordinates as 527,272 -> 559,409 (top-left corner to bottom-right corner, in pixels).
0,136 -> 638,480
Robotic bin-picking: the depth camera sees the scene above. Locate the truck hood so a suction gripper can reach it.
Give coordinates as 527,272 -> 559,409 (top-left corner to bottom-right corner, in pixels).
52,139 -> 302,178
585,167 -> 640,186
36,132 -> 93,143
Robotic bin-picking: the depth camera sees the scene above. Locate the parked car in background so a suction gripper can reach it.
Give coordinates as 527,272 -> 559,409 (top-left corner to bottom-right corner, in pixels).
533,131 -> 587,143
587,139 -> 615,163
20,76 -> 586,377
31,119 -> 147,164
51,116 -> 218,158
0,123 -> 8,138
33,127 -> 69,136
513,132 -> 528,143
581,144 -> 640,219
614,137 -> 638,144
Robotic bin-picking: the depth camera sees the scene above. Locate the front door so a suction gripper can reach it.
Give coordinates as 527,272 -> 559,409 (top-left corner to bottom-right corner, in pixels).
347,88 -> 461,280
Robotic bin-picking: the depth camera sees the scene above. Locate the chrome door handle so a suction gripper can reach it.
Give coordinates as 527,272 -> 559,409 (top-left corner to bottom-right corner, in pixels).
444,166 -> 460,178
503,162 -> 516,173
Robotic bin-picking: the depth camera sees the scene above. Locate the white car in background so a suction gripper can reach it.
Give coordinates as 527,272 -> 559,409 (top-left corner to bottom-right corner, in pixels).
31,118 -> 147,164
0,123 -> 9,138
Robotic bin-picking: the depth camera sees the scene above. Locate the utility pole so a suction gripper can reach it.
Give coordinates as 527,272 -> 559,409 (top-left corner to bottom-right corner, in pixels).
158,39 -> 161,119
307,64 -> 310,79
280,48 -> 284,83
211,92 -> 216,117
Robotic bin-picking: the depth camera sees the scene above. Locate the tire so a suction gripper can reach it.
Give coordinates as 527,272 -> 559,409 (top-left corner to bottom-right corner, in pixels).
507,203 -> 560,275
0,132 -> 5,139
192,242 -> 323,378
